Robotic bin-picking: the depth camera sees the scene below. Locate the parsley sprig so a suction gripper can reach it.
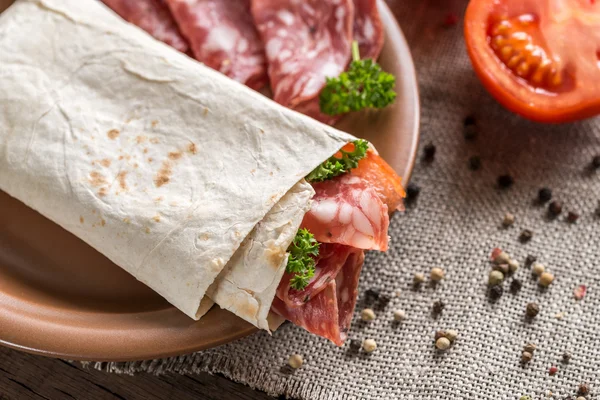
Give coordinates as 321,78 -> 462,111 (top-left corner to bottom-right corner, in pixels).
286,228 -> 320,290
319,41 -> 396,116
306,139 -> 368,183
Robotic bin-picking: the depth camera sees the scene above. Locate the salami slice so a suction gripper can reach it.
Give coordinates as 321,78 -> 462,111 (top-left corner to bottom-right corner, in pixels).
101,0 -> 189,53
165,0 -> 267,89
277,243 -> 360,308
251,0 -> 354,122
353,0 -> 384,60
301,176 -> 390,251
272,249 -> 364,345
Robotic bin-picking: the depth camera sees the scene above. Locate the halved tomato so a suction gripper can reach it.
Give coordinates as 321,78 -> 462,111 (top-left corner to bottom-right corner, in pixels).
464,0 -> 600,123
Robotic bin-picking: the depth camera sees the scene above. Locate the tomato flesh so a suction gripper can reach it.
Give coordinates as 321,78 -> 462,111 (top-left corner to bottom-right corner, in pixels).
465,0 -> 600,123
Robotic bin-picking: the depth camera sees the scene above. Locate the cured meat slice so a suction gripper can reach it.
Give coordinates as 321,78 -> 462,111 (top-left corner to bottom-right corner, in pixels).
350,150 -> 406,212
165,0 -> 267,89
277,243 -> 361,308
353,0 -> 384,60
272,249 -> 364,345
101,0 -> 189,53
251,0 -> 354,121
301,176 -> 389,251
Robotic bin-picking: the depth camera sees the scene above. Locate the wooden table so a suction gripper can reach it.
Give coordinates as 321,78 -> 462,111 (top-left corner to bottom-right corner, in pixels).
0,347 -> 276,400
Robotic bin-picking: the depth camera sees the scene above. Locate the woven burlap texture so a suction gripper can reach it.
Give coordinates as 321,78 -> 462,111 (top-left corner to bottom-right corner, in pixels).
87,1 -> 600,398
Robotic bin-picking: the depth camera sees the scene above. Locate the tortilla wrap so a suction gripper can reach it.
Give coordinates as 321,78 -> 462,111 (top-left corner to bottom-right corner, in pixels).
0,0 -> 354,321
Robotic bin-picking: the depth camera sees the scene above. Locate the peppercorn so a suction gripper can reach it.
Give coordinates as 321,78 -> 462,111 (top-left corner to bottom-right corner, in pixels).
376,294 -> 391,310
432,300 -> 445,314
362,339 -> 377,353
526,302 -> 540,318
406,183 -> 421,202
567,211 -> 580,223
525,255 -> 537,268
435,337 -> 451,350
393,309 -> 405,321
532,262 -> 545,276
349,339 -> 361,352
510,279 -> 523,294
488,270 -> 505,286
549,365 -> 558,375
524,343 -> 536,353
361,308 -> 376,321
445,329 -> 458,342
468,156 -> 481,170
578,384 -> 589,395
538,187 -> 553,203
508,259 -> 519,273
519,229 -> 533,243
494,251 -> 510,264
288,354 -> 303,369
562,351 -> 572,363
430,267 -> 445,282
549,200 -> 563,216
502,212 -> 515,227
413,272 -> 425,285
519,396 -> 532,400
463,116 -> 477,141
592,155 -> 600,169
434,330 -> 446,340
539,272 -> 555,287
489,284 -> 503,300
497,174 -> 514,189
493,264 -> 509,275
577,397 -> 586,400
364,288 -> 380,305
521,351 -> 533,363
423,143 -> 436,161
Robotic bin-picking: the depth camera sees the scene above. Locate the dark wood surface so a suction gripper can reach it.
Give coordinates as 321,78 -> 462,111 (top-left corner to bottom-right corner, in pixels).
0,347 -> 276,400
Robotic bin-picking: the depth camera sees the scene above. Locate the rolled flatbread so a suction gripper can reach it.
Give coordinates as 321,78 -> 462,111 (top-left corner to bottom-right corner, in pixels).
0,0 -> 354,322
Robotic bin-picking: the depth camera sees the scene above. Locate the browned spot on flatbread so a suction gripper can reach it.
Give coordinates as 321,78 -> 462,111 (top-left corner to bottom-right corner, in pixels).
133,163 -> 139,169
200,233 -> 210,241
117,171 -> 128,190
203,107 -> 209,116
145,227 -> 151,234
99,159 -> 111,168
154,161 -> 172,187
79,216 -> 84,224
187,143 -> 197,154
119,155 -> 124,160
170,201 -> 178,207
152,215 -> 161,223
123,217 -> 131,224
151,120 -> 159,128
107,129 -> 120,139
168,151 -> 183,160
100,218 -> 106,227
250,169 -> 256,174
143,148 -> 148,154
155,196 -> 163,203
89,171 -> 107,187
136,135 -> 147,144
92,210 -> 96,214
98,187 -> 107,197
150,138 -> 160,144
148,157 -> 153,163
265,245 -> 286,269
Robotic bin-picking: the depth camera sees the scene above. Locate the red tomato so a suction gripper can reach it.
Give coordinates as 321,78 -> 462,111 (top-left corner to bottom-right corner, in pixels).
464,0 -> 600,123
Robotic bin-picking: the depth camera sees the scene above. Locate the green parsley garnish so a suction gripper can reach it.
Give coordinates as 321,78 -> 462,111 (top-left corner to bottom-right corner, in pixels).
319,41 -> 396,116
286,228 -> 320,290
306,139 -> 368,183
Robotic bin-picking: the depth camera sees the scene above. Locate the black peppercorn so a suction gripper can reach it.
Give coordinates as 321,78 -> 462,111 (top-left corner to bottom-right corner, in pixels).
349,339 -> 361,352
406,183 -> 421,202
363,289 -> 380,305
468,156 -> 481,171
510,279 -> 523,294
520,230 -> 533,243
592,155 -> 600,169
538,187 -> 553,203
578,383 -> 589,395
525,255 -> 537,268
432,300 -> 445,314
497,174 -> 514,189
562,351 -> 572,363
567,211 -> 579,223
489,284 -> 503,300
526,302 -> 540,318
549,201 -> 563,217
375,294 -> 391,310
464,124 -> 478,141
423,143 -> 436,161
464,115 -> 476,126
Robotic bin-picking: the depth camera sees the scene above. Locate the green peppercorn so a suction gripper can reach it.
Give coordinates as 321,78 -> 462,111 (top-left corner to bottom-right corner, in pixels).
489,270 -> 504,286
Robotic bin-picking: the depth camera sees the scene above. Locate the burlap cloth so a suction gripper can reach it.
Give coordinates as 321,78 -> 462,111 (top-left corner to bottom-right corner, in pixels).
86,1 -> 600,398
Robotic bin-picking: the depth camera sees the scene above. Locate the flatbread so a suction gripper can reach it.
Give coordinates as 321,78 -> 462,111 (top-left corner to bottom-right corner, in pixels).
0,0 -> 354,320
